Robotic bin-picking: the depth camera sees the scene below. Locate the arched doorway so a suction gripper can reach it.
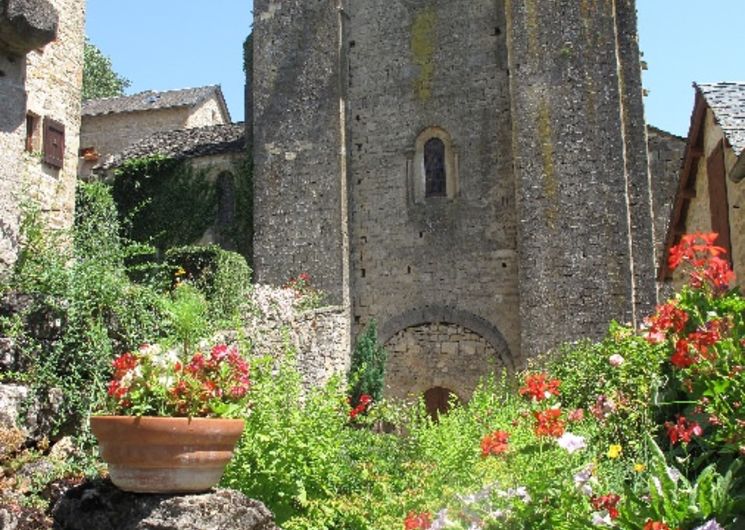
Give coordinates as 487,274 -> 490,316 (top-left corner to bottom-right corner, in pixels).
423,386 -> 460,421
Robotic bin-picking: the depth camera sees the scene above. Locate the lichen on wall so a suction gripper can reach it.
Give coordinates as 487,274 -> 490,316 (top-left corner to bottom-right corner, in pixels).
410,7 -> 437,102
538,97 -> 558,229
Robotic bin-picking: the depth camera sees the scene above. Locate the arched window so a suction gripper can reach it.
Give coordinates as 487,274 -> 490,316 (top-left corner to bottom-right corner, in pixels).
424,138 -> 446,197
216,171 -> 236,231
409,127 -> 458,203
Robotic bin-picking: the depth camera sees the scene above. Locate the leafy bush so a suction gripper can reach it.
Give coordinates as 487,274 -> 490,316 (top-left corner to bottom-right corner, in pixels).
112,155 -> 216,253
348,321 -> 388,405
2,183 -> 168,430
164,244 -> 251,323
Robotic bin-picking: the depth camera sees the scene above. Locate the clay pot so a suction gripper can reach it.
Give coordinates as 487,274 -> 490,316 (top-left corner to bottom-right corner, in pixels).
89,415 -> 245,494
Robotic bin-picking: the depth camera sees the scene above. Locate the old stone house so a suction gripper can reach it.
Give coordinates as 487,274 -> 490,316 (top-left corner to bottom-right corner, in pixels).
79,85 -> 231,176
660,82 -> 745,287
0,0 -> 85,272
99,122 -> 247,251
249,0 -> 667,406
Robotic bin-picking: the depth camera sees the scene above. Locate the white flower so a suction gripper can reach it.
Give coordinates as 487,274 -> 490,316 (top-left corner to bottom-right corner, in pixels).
591,511 -> 613,526
557,432 -> 587,454
666,465 -> 682,483
429,509 -> 453,530
608,354 -> 625,367
574,465 -> 595,496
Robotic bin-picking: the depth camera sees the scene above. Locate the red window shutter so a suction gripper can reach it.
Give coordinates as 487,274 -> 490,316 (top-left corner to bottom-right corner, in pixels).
43,117 -> 65,169
706,140 -> 732,263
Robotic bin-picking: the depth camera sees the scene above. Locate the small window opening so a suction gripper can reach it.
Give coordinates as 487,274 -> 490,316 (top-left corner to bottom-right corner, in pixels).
424,137 -> 446,197
25,113 -> 39,152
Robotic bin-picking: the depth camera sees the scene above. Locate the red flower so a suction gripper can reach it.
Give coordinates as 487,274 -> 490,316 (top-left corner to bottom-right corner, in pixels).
665,416 -> 703,445
533,408 -> 565,438
688,320 -> 725,360
404,511 -> 431,530
519,373 -> 561,401
107,379 -> 128,399
645,302 -> 689,340
691,256 -> 736,292
670,339 -> 698,368
112,352 -> 138,378
591,493 -> 621,520
481,430 -> 510,456
348,394 -> 373,420
187,353 -> 206,374
668,232 -> 726,271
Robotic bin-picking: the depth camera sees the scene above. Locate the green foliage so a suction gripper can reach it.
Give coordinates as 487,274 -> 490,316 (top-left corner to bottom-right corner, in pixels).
618,436 -> 744,529
82,38 -> 130,101
164,244 -> 251,323
348,321 -> 388,404
3,183 -> 168,430
112,155 -> 217,253
162,284 -> 209,354
539,323 -> 668,462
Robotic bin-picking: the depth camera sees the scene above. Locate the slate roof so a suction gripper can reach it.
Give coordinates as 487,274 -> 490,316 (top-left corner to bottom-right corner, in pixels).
82,85 -> 230,120
696,82 -> 745,155
100,122 -> 245,170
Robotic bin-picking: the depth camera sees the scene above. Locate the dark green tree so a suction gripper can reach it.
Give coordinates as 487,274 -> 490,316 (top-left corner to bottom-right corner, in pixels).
82,38 -> 130,100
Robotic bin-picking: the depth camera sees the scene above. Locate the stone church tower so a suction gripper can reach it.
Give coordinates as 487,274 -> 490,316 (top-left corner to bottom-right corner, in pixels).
250,0 -> 656,402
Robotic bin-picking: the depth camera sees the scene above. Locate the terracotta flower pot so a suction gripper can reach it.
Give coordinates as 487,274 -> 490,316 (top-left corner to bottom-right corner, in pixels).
90,415 -> 245,494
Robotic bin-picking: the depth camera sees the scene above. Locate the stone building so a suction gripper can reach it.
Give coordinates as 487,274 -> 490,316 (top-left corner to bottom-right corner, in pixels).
660,82 -> 745,287
0,0 -> 86,272
250,0 -> 660,405
79,85 -> 231,176
98,122 -> 247,250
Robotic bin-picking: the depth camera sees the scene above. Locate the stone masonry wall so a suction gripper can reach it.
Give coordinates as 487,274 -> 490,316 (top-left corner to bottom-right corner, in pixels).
647,126 -> 686,262
80,107 -> 192,164
346,0 -> 520,367
244,285 -> 350,389
185,97 -> 229,128
508,0 -> 656,356
252,0 -> 347,305
384,323 -> 503,402
0,0 -> 85,272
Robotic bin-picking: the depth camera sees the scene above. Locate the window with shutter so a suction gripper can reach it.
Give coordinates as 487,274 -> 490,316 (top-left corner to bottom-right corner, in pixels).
43,117 -> 65,169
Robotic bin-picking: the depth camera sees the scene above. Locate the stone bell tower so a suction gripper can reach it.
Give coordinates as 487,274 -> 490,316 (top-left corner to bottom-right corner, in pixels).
250,0 -> 655,401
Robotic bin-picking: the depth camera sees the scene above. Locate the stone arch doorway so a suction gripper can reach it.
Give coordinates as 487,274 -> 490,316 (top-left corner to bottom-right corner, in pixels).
423,386 -> 460,421
380,310 -> 512,403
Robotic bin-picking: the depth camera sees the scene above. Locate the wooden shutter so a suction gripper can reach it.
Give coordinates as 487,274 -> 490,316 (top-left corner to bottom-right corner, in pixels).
43,117 -> 65,169
706,140 -> 732,263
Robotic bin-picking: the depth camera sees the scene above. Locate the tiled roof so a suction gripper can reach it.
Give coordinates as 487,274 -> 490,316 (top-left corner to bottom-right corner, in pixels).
696,82 -> 745,155
100,123 -> 245,170
82,85 -> 229,119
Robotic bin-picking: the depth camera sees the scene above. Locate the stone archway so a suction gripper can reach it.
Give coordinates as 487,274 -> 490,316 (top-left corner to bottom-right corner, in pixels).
382,319 -> 510,403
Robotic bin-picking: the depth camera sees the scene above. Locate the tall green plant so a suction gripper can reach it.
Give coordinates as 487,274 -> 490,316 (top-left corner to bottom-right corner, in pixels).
348,321 -> 388,404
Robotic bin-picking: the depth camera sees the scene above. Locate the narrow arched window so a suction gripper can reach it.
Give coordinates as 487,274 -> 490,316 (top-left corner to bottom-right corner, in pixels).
216,171 -> 236,229
424,137 -> 446,197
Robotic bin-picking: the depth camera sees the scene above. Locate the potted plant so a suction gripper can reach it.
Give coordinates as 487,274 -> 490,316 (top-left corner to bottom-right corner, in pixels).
90,341 -> 250,494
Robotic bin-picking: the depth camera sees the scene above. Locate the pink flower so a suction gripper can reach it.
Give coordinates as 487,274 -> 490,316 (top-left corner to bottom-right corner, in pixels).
608,354 -> 625,367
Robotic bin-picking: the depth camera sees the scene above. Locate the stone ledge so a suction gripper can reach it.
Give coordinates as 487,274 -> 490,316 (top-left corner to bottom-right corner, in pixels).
52,479 -> 280,530
0,0 -> 58,55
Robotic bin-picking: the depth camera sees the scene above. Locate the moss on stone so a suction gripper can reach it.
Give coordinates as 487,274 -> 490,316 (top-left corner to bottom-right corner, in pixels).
411,7 -> 437,102
538,98 -> 558,230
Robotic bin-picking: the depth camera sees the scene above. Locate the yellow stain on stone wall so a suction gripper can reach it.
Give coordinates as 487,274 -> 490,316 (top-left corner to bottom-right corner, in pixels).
411,7 -> 437,102
538,98 -> 558,229
525,0 -> 539,60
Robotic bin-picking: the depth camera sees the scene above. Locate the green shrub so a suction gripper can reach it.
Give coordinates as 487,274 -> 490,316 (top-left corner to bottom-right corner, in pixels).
164,244 -> 251,323
3,182 -> 168,430
348,321 -> 388,405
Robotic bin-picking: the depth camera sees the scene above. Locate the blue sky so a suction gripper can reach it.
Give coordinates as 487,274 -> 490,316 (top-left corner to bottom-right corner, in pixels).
86,1 -> 743,137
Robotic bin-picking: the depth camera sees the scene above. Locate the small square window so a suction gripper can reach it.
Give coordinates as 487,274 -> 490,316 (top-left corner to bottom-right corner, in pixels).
25,113 -> 40,152
42,117 -> 65,169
